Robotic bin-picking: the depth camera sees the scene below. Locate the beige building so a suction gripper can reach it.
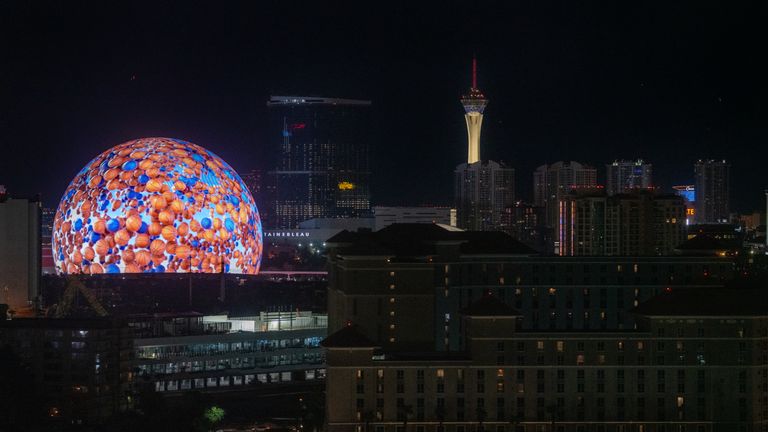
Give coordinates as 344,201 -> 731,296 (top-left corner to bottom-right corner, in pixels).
323,289 -> 767,432
0,193 -> 41,311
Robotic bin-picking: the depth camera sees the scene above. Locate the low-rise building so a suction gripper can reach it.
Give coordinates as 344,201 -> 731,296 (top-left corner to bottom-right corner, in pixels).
129,310 -> 327,393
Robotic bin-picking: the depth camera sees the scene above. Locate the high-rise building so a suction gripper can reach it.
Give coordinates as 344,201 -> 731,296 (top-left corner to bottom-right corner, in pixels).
454,161 -> 515,231
503,202 -> 547,252
694,159 -> 731,224
267,96 -> 372,229
673,185 -> 696,225
41,206 -> 56,275
532,161 -> 598,252
453,59 -> 515,231
606,159 -> 653,195
558,190 -> 686,256
0,187 -> 41,311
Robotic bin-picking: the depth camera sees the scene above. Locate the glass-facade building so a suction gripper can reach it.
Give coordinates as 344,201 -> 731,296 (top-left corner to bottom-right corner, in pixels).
267,96 -> 372,229
130,310 -> 327,393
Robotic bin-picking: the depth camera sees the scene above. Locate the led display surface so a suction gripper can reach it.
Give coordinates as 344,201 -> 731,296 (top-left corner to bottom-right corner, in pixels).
53,137 -> 263,274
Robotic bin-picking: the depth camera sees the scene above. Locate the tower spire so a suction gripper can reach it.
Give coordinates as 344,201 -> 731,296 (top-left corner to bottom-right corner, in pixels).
472,55 -> 477,89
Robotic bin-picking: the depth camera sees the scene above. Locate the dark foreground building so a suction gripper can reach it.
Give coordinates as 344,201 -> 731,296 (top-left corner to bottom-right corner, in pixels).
0,317 -> 133,426
323,288 -> 768,432
326,224 -> 733,352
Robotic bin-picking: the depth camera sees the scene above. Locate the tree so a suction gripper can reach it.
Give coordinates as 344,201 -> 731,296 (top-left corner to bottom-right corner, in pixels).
204,405 -> 225,424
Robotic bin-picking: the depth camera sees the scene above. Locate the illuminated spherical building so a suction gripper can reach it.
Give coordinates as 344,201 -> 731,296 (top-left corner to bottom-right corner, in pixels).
53,137 -> 263,274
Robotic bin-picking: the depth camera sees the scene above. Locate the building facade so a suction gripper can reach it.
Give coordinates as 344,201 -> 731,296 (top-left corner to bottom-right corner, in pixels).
326,224 -> 732,353
694,160 -> 730,224
503,202 -> 547,253
267,96 -> 372,229
374,207 -> 456,231
532,162 -> 598,253
0,190 -> 41,311
454,161 -> 515,231
0,317 -> 133,425
130,310 -> 327,393
672,186 -> 696,226
323,289 -> 767,432
606,159 -> 653,196
557,191 -> 686,256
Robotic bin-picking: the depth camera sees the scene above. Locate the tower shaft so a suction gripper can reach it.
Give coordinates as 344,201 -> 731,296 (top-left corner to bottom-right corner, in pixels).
465,112 -> 483,164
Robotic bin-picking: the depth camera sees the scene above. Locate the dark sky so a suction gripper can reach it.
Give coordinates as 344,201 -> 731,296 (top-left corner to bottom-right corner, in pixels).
2,1 -> 766,211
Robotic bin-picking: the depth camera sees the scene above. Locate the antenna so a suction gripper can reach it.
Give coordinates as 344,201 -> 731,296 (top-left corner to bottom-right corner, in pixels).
472,55 -> 477,89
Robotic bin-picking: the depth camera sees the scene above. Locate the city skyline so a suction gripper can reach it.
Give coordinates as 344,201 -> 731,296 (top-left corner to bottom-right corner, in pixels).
1,3 -> 766,213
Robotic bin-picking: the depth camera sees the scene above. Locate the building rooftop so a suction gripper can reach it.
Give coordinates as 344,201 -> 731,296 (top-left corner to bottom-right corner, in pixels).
633,288 -> 768,317
321,324 -> 378,348
674,234 -> 741,255
327,223 -> 536,257
267,96 -> 371,106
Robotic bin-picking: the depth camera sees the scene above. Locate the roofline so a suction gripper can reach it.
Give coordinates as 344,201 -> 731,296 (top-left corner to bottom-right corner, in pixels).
268,96 -> 371,106
637,314 -> 767,319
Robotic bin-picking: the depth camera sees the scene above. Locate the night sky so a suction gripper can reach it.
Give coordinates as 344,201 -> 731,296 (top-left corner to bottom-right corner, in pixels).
2,1 -> 766,211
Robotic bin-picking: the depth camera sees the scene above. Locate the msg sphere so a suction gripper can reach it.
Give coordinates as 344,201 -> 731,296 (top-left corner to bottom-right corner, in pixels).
53,137 -> 263,275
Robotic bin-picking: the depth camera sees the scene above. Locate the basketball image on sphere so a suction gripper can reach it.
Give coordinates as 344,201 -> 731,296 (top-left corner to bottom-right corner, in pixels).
53,137 -> 263,274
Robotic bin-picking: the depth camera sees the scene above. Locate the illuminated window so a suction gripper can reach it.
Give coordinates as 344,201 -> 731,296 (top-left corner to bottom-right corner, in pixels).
437,369 -> 445,378
618,341 -> 625,351
497,369 -> 504,377
677,396 -> 684,408
637,341 -> 644,350
576,354 -> 585,365
549,287 -> 556,295
389,337 -> 396,343
377,369 -> 384,378
356,370 -> 363,379
556,341 -> 564,352
389,297 -> 395,304
633,264 -> 639,273
390,311 -> 395,317
389,324 -> 395,330
389,271 -> 395,277
536,341 -> 544,350
389,284 -> 396,290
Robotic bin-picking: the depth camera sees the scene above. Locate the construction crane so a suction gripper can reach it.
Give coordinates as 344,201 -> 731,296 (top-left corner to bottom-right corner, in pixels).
49,275 -> 108,318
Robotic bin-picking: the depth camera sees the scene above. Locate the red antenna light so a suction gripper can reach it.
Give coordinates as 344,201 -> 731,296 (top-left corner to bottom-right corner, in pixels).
472,56 -> 477,89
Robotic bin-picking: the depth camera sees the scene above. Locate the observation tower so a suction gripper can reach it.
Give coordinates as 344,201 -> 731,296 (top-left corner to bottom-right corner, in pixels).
460,57 -> 488,164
